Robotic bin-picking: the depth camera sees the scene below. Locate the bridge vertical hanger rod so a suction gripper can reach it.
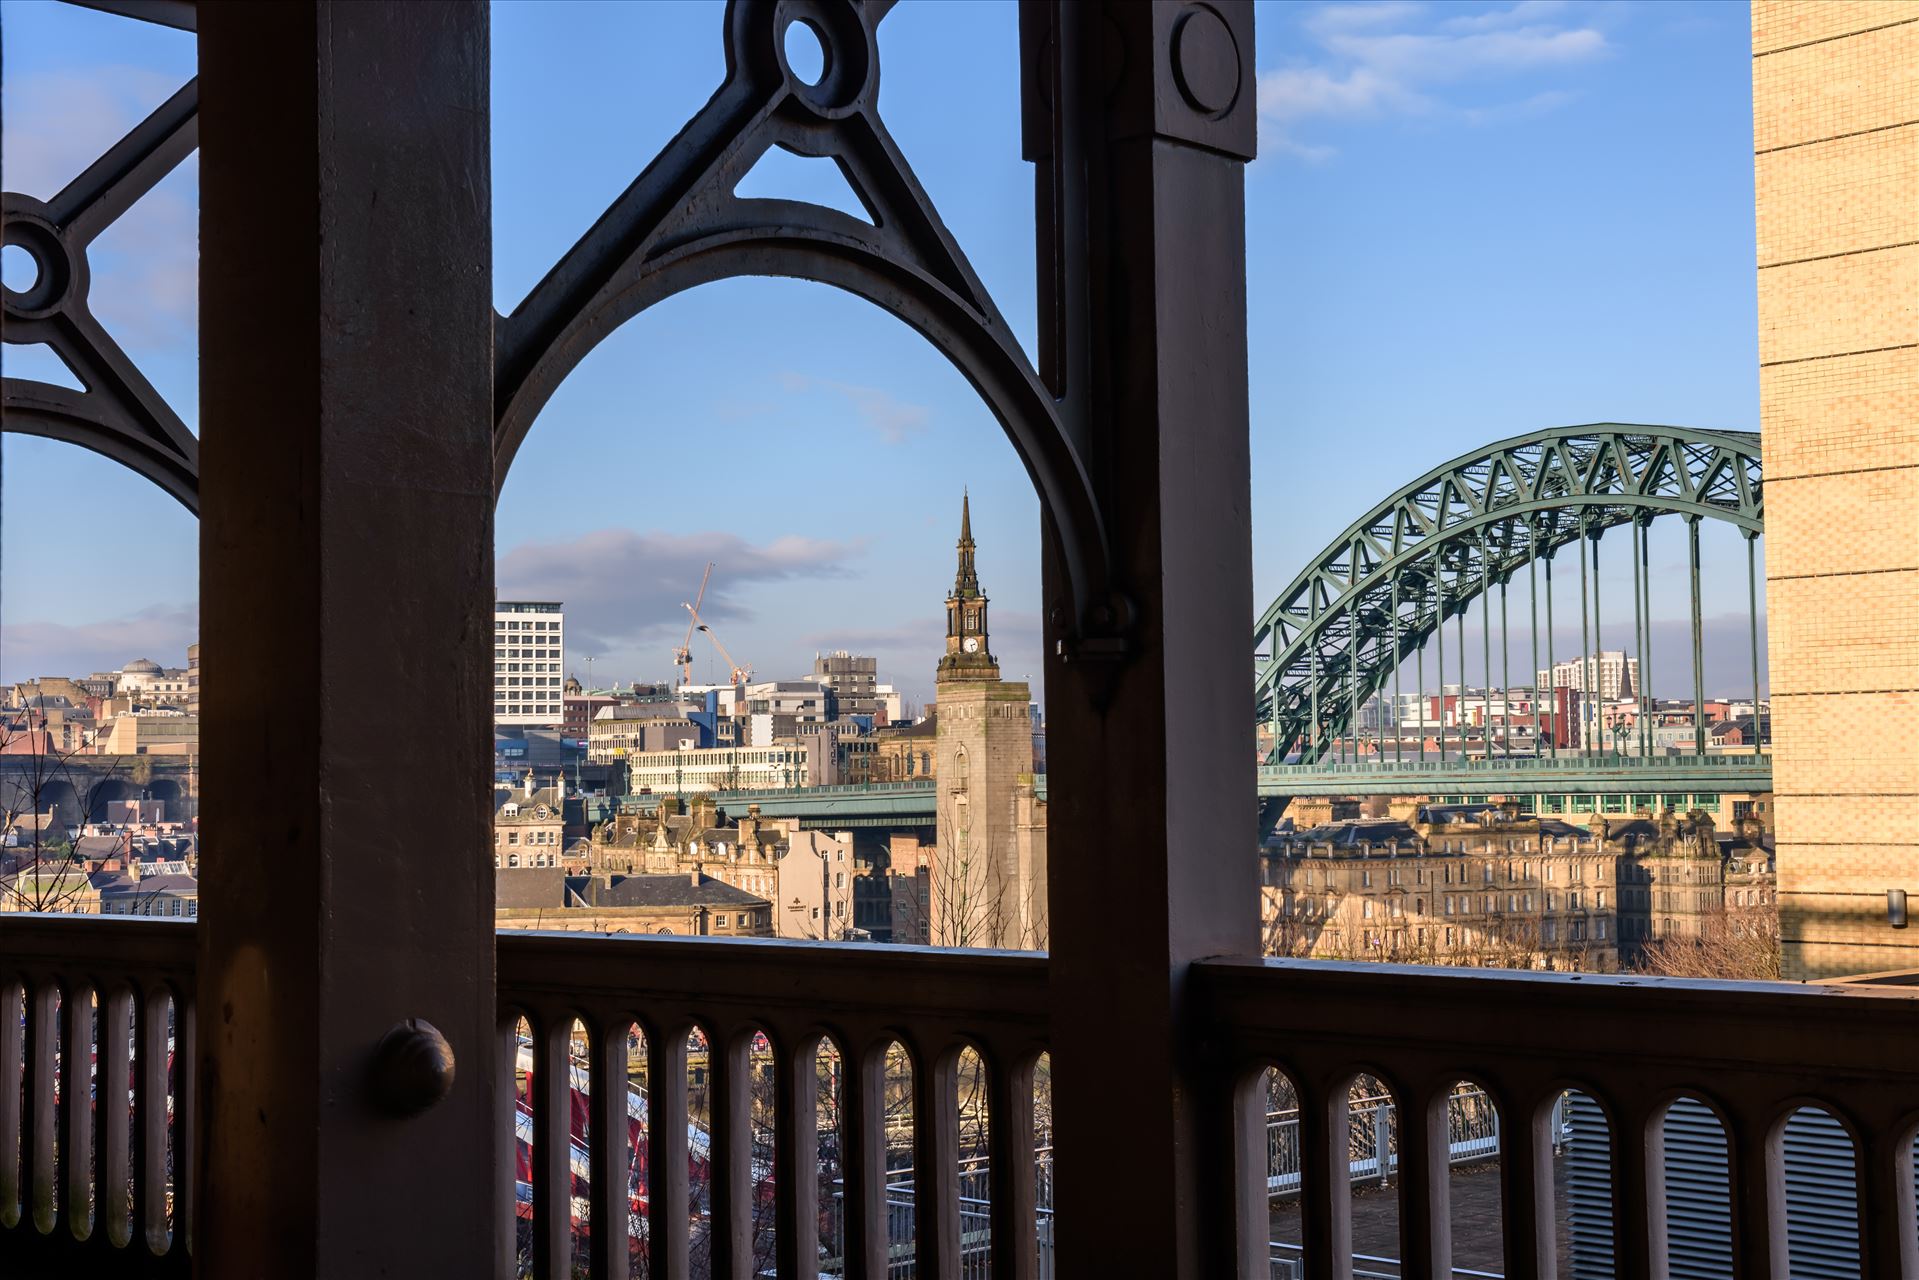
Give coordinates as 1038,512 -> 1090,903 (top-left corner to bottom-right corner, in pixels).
1348,602 -> 1360,763
1391,577 -> 1403,765
1528,532 -> 1541,761
1480,532 -> 1493,760
1689,517 -> 1706,754
1544,545 -> 1557,760
1631,520 -> 1647,758
1417,575 -> 1429,763
1309,591 -> 1321,762
1435,567 -> 1447,764
1639,519 -> 1656,758
1456,589 -> 1467,762
1592,527 -> 1606,756
1500,574 -> 1512,761
1577,514 -> 1593,758
1747,532 -> 1763,758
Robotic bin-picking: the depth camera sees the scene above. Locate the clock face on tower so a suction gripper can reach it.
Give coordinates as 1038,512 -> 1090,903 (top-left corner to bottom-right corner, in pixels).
963,637 -> 980,653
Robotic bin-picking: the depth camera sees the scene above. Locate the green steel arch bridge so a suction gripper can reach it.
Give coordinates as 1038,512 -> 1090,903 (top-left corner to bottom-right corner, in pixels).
624,424 -> 1772,836
1254,423 -> 1768,811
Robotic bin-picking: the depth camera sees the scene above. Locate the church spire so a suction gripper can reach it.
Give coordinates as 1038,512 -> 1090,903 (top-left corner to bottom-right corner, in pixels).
953,489 -> 981,599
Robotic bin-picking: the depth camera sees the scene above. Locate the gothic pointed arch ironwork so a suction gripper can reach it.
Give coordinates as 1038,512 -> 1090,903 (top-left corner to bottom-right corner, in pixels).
492,0 -> 1121,651
1253,423 -> 1764,763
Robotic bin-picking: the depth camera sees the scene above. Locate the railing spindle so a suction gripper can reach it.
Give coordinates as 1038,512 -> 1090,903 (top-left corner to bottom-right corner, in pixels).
706,1024 -> 753,1280
1728,1110 -> 1783,1280
588,1017 -> 631,1280
101,986 -> 133,1248
1297,1076 -> 1348,1280
912,1042 -> 962,1280
497,1015 -> 523,1280
1396,1081 -> 1446,1280
1498,1088 -> 1554,1280
175,996 -> 194,1258
533,1014 -> 572,1280
137,986 -> 170,1255
1857,1127 -> 1918,1279
62,981 -> 93,1241
0,979 -> 22,1231
1614,1100 -> 1661,1280
987,1049 -> 1038,1280
27,980 -> 59,1235
841,1039 -> 889,1280
774,1032 -> 821,1280
645,1022 -> 690,1280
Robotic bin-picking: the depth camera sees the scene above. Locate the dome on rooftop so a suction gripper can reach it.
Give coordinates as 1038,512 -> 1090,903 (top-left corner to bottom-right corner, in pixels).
122,658 -> 162,674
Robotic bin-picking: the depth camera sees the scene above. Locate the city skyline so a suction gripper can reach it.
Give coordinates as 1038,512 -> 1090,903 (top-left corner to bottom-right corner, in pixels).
1,0 -> 1763,705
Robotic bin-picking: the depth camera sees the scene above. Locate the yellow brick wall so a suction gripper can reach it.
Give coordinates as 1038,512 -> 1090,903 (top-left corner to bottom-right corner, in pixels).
1753,2 -> 1919,979
1752,1 -> 1916,55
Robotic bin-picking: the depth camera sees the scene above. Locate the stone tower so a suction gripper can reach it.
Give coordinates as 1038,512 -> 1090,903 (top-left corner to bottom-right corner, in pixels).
933,492 -> 1044,947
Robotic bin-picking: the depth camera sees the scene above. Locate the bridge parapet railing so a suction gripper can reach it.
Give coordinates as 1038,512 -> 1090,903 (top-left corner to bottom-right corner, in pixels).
496,929 -> 1050,1279
1261,753 -> 1770,777
1198,957 -> 1919,1279
0,914 -> 195,1278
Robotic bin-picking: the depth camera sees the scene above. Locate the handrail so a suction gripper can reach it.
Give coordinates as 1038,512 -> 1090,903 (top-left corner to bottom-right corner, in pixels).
495,930 -> 1049,1280
1198,956 -> 1919,1278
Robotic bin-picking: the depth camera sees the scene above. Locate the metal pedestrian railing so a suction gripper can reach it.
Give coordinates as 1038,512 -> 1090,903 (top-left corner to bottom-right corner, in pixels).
1266,1085 -> 1501,1196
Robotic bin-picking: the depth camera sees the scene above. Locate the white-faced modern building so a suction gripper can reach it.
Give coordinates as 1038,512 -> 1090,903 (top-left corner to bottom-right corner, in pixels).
495,601 -> 565,726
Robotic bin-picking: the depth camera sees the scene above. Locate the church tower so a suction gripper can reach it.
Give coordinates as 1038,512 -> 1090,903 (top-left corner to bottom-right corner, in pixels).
939,491 -> 999,680
933,492 -> 1045,948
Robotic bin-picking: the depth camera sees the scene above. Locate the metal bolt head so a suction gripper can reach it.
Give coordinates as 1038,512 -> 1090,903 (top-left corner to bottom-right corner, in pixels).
368,1018 -> 457,1117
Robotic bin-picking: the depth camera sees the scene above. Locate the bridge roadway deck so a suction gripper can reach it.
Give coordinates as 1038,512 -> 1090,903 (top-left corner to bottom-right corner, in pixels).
655,756 -> 1769,830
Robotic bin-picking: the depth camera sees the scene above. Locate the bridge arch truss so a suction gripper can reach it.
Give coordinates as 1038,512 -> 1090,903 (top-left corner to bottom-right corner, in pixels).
1253,424 -> 1764,764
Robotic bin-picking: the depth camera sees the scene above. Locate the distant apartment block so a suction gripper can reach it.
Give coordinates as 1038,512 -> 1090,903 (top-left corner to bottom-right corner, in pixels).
812,650 -> 879,717
494,601 -> 565,726
1536,649 -> 1639,703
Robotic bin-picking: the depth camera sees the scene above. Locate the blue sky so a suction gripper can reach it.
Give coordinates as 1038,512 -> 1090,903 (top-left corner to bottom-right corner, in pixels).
2,0 -> 1764,706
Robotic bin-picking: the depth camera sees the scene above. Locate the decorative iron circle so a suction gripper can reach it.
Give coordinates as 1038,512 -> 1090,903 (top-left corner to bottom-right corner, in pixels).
1172,5 -> 1241,116
1,199 -> 83,323
772,0 -> 874,118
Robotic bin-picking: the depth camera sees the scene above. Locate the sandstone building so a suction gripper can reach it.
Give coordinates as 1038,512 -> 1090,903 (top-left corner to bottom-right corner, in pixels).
1263,800 -> 1777,974
931,494 -> 1047,948
1753,1 -> 1919,977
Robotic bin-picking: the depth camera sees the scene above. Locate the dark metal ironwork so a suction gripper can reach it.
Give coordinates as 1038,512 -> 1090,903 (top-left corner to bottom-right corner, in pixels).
491,0 -> 1128,658
2,76 -> 200,510
1253,425 -> 1764,763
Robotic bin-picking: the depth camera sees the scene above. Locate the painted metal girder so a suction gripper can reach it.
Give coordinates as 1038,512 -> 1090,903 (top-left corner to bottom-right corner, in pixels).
1253,424 -> 1763,763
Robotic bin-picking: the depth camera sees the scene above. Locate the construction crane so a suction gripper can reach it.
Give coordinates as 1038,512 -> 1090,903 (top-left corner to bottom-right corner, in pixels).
674,563 -> 753,688
672,563 -> 713,688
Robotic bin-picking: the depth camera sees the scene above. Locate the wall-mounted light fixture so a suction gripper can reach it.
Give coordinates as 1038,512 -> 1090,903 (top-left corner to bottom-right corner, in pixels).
1890,889 -> 1909,930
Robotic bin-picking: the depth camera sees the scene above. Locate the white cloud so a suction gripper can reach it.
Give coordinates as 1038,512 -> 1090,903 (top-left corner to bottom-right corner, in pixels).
496,527 -> 863,672
1259,1 -> 1608,157
778,372 -> 931,444
1,604 -> 198,684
